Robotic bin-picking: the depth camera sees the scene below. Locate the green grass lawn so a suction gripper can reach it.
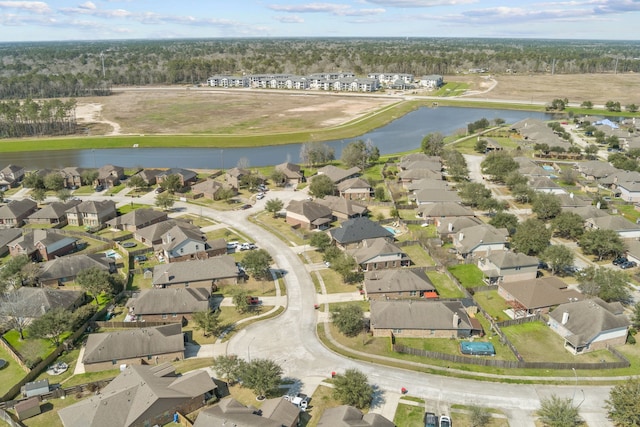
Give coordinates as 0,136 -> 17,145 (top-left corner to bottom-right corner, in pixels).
18,394 -> 83,427
300,384 -> 342,427
251,211 -> 305,246
395,336 -> 517,362
3,330 -> 56,362
402,244 -> 436,267
473,290 -> 510,322
614,203 -> 640,223
426,271 -> 466,299
448,264 -> 485,288
318,268 -> 357,294
394,403 -> 425,427
0,345 -> 28,398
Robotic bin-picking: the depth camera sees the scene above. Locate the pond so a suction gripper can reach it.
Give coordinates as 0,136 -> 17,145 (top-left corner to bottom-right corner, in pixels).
0,107 -> 552,169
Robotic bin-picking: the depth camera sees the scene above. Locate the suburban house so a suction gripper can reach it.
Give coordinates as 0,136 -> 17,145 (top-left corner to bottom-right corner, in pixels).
82,324 -> 185,372
370,299 -> 477,339
598,170 -> 640,188
59,167 -> 85,188
125,288 -> 211,323
225,167 -> 249,190
7,287 -> 86,320
7,229 -> 79,261
95,164 -> 125,188
36,253 -> 116,287
364,269 -> 437,300
399,168 -> 442,187
193,397 -> 300,427
548,298 -> 630,354
577,160 -> 618,181
399,153 -> 440,168
418,202 -> 475,221
156,226 -> 225,263
316,165 -> 361,184
317,405 -> 395,427
514,157 -> 554,178
477,251 -> 539,284
616,181 -> 640,203
134,219 -> 200,246
329,217 -> 394,249
336,177 -> 373,201
348,238 -> 411,271
58,363 -> 216,427
624,239 -> 640,264
152,256 -> 242,290
285,200 -> 333,230
315,195 -> 368,221
0,164 -> 25,188
498,277 -> 584,317
528,177 -> 566,194
413,189 -> 462,205
0,229 -> 22,257
0,199 -> 38,227
66,200 -> 117,227
407,178 -> 450,193
584,215 -> 640,239
556,193 -> 591,209
435,216 -> 484,239
156,168 -> 198,188
137,169 -> 164,186
106,208 -> 168,232
191,179 -> 228,200
25,200 -> 81,226
275,162 -> 305,186
566,205 -> 609,220
452,224 -> 509,259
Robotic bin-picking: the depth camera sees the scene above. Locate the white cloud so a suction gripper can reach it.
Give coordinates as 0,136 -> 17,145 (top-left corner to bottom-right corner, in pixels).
0,1 -> 51,14
268,2 -> 385,16
78,1 -> 96,10
363,0 -> 477,7
274,15 -> 305,23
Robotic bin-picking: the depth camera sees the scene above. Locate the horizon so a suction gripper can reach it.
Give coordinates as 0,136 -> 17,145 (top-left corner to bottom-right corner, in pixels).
1,0 -> 640,42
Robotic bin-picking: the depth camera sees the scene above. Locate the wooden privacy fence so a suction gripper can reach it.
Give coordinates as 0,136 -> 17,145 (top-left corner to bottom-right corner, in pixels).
393,344 -> 630,370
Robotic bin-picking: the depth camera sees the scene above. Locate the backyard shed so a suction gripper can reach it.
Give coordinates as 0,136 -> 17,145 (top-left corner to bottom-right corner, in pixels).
21,379 -> 49,398
14,397 -> 41,420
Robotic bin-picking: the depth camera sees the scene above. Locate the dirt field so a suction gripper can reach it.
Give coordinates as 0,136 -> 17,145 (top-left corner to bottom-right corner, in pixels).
75,74 -> 640,136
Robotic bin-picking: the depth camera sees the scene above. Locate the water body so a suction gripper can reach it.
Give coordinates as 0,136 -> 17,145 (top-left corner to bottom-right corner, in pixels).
2,107 -> 551,169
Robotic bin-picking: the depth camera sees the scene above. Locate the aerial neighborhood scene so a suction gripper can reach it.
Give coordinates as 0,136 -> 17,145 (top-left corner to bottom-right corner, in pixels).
1,2 -> 640,427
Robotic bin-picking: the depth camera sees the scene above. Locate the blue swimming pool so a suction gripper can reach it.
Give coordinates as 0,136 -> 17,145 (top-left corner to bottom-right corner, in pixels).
384,226 -> 397,235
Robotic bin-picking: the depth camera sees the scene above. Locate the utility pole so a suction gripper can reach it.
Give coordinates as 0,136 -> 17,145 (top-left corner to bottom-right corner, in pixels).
100,52 -> 105,78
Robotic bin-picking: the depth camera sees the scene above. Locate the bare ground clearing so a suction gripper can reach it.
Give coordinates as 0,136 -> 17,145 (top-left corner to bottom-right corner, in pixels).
75,74 -> 640,136
450,73 -> 640,105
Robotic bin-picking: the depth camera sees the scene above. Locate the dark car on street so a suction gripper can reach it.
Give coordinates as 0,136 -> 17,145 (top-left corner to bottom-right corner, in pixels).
613,257 -> 628,266
620,261 -> 637,269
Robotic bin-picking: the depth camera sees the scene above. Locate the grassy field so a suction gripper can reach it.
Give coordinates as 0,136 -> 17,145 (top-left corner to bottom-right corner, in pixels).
448,264 -> 485,289
426,271 -> 466,299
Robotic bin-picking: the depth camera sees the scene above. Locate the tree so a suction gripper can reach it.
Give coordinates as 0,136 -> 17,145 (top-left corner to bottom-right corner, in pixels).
160,174 -> 182,193
577,266 -> 631,303
30,188 -> 46,203
242,249 -> 273,280
480,151 -> 518,182
469,405 -> 491,427
374,186 -> 386,201
331,304 -> 364,337
232,288 -> 250,314
548,98 -> 567,111
559,168 -> 578,185
155,192 -> 175,210
512,183 -> 535,204
457,182 -> 491,208
552,211 -> 584,239
421,132 -> 445,156
540,245 -> 574,275
216,187 -> 235,202
579,229 -> 624,261
264,198 -> 284,217
605,100 -> 621,112
269,169 -> 287,187
505,171 -> 528,190
333,369 -> 374,409
584,144 -> 599,159
489,212 -> 518,235
341,139 -> 379,169
511,218 -> 551,256
626,103 -> 639,113
309,174 -> 335,198
56,188 -> 72,202
27,307 -> 72,346
474,139 -> 488,153
632,302 -> 640,329
536,395 -> 581,427
75,267 -> 114,304
0,292 -> 33,340
309,232 -> 331,252
22,172 -> 44,189
212,354 -> 242,385
532,193 -> 561,220
607,378 -> 640,426
580,100 -> 593,109
0,255 -> 30,293
43,172 -> 64,191
80,169 -> 98,186
239,358 -> 283,398
300,142 -> 334,167
192,310 -> 220,337
127,175 -> 146,190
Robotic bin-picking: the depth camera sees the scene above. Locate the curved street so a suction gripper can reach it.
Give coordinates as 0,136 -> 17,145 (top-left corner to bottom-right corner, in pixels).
72,185 -> 617,427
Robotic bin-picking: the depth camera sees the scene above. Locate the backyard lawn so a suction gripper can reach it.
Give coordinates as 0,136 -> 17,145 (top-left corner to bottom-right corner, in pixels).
0,346 -> 28,398
402,244 -> 436,267
302,384 -> 342,427
473,290 -> 510,322
426,271 -> 466,299
448,264 -> 485,289
395,336 -> 517,362
318,268 -> 357,294
251,211 -> 305,246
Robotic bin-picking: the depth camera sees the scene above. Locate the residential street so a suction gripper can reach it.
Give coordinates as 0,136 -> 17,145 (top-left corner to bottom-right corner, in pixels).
73,186 -> 617,426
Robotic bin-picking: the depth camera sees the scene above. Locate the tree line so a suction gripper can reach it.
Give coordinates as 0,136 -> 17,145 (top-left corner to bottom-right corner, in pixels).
1,38 -> 640,99
0,98 -> 77,138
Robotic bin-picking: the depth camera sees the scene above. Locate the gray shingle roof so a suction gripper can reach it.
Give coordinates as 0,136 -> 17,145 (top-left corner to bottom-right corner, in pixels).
364,269 -> 435,294
58,364 -> 215,427
316,165 -> 361,183
126,288 -> 210,316
8,229 -> 77,256
315,195 -> 368,217
66,199 -> 116,215
152,256 -> 240,286
419,202 -> 475,218
349,238 -> 409,265
499,277 -> 583,310
317,405 -> 395,427
587,215 -> 640,231
454,224 -> 508,254
106,208 -> 167,228
7,287 -> 84,318
83,324 -> 184,364
38,254 -> 114,282
487,251 -> 539,269
27,200 -> 81,221
0,199 -> 37,219
329,217 -> 393,245
286,200 -> 333,222
414,189 -> 461,204
370,299 -> 473,331
135,219 -> 199,244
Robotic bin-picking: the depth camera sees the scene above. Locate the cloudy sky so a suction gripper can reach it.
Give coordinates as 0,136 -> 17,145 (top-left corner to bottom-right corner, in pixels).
1,0 -> 639,42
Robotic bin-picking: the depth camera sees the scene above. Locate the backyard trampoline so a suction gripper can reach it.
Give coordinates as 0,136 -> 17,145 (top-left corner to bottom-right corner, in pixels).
460,341 -> 495,356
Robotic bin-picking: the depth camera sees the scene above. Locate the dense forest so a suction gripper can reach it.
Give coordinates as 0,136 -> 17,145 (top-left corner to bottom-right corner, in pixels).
0,98 -> 77,138
1,38 -> 639,99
